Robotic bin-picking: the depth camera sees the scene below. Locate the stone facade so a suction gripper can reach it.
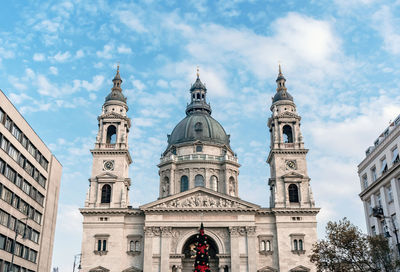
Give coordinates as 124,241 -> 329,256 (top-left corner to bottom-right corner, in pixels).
0,89 -> 62,272
80,67 -> 319,272
358,114 -> 400,250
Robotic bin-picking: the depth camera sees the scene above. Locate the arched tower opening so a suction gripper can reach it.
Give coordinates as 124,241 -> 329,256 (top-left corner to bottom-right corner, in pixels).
282,125 -> 293,143
288,184 -> 299,203
106,125 -> 117,144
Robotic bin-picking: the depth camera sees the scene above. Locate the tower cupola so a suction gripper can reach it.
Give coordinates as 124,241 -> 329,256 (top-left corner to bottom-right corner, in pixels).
185,67 -> 212,115
272,65 -> 293,103
105,65 -> 127,104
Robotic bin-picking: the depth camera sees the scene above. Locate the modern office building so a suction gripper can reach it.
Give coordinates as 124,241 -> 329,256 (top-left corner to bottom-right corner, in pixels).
80,67 -> 319,272
359,114 -> 400,248
0,89 -> 62,272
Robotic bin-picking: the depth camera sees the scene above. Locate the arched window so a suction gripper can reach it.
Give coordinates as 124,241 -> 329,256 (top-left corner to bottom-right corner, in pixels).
299,239 -> 303,250
266,240 -> 271,251
106,125 -> 117,144
210,176 -> 218,191
129,241 -> 135,251
181,176 -> 189,192
294,239 -> 298,251
195,175 -> 204,187
260,240 -> 266,251
282,125 -> 293,143
197,93 -> 200,99
288,184 -> 299,203
135,241 -> 140,251
101,184 -> 111,203
229,177 -> 236,196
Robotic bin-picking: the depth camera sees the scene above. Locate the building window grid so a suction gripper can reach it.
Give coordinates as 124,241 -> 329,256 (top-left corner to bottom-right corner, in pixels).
388,185 -> 394,202
0,107 -> 49,172
0,234 -> 38,263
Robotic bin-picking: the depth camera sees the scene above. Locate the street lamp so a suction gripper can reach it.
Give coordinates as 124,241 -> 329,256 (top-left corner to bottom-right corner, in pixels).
9,217 -> 29,272
72,253 -> 81,272
372,207 -> 400,256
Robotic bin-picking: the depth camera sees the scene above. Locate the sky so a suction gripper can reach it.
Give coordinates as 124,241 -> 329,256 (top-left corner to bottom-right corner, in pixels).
1,0 -> 400,270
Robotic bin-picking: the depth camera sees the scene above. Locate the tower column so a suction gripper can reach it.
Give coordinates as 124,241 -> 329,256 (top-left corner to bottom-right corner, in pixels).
246,227 -> 257,272
160,227 -> 172,272
229,227 -> 240,272
143,228 -> 154,272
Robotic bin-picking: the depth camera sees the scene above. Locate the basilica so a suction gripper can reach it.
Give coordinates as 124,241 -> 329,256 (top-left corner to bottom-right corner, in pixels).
79,66 -> 319,272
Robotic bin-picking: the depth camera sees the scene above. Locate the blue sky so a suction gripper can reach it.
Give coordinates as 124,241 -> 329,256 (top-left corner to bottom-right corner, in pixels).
1,0 -> 400,270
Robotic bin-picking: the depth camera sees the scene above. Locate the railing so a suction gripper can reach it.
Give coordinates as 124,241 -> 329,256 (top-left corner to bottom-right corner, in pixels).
105,144 -> 116,148
160,154 -> 239,164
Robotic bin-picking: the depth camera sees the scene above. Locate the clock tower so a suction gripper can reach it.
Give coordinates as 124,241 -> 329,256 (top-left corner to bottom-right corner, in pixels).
84,66 -> 132,209
267,66 -> 315,209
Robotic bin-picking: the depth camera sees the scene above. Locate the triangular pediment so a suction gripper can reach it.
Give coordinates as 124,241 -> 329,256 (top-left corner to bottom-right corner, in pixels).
289,265 -> 310,272
258,266 -> 278,272
140,187 -> 260,211
122,266 -> 142,272
89,266 -> 110,272
96,172 -> 118,179
281,172 -> 304,179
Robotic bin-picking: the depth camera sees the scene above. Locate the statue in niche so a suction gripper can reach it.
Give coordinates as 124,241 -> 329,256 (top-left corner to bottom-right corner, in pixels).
162,178 -> 169,197
229,178 -> 236,196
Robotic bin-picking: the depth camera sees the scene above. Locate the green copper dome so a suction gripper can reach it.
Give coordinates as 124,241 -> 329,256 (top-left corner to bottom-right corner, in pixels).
168,112 -> 230,146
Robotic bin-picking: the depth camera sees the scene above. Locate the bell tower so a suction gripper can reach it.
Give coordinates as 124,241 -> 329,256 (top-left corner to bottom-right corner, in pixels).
85,66 -> 132,208
267,66 -> 315,209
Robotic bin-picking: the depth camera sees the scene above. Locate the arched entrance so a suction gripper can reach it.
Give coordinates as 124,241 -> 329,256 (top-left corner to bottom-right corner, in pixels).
181,234 -> 219,272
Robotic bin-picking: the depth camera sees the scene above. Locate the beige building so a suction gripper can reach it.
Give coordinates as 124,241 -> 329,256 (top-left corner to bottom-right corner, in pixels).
80,67 -> 319,272
358,114 -> 400,250
0,89 -> 62,272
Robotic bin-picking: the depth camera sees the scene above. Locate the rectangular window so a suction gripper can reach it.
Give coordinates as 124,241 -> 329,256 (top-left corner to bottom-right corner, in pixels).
38,174 -> 46,188
24,161 -> 33,176
4,166 -> 16,183
21,136 -> 28,148
27,143 -> 36,157
377,193 -> 382,207
22,180 -> 31,195
8,144 -> 18,161
362,175 -> 368,189
31,230 -> 39,243
381,157 -> 388,174
14,242 -> 23,257
4,117 -> 11,130
0,109 -> 4,123
0,235 -> 5,250
18,154 -> 25,168
33,169 -> 39,182
4,238 -> 12,252
19,200 -> 29,215
11,125 -> 21,141
11,194 -> 19,209
393,147 -> 400,164
36,192 -> 44,206
8,216 -> 16,230
1,187 -> 12,204
0,159 -> 4,174
15,175 -> 22,188
16,221 -> 25,236
0,137 -> 9,151
388,185 -> 394,202
371,167 -> 377,182
28,249 -> 37,263
40,157 -> 48,171
33,211 -> 42,225
0,209 -> 9,227
35,151 -> 41,162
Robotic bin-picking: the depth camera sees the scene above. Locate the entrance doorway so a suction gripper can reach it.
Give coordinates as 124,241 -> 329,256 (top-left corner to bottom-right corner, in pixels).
181,234 -> 219,272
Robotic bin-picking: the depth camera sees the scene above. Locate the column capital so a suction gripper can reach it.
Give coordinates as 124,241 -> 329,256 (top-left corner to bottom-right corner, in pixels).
161,226 -> 173,237
246,226 -> 257,236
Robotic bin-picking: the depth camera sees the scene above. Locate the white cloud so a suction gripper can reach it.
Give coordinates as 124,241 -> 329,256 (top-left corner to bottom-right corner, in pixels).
81,75 -> 105,92
9,93 -> 32,104
117,44 -> 132,54
34,19 -> 61,33
0,47 -> 15,59
118,10 -> 147,33
132,79 -> 146,91
51,51 -> 71,62
49,66 -> 58,75
33,53 -> 45,61
75,49 -> 84,58
96,44 -> 113,59
372,5 -> 400,55
37,74 -> 55,96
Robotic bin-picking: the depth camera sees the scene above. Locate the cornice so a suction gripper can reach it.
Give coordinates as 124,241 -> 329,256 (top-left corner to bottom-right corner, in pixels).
158,158 -> 240,168
359,161 -> 400,198
80,208 -> 143,215
267,149 -> 308,163
271,208 -> 320,215
91,149 -> 132,164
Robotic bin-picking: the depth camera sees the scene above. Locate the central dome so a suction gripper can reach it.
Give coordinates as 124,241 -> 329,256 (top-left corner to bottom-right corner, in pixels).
168,112 -> 230,146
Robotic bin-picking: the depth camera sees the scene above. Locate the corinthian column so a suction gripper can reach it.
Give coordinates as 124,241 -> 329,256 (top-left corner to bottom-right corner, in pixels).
229,227 -> 240,272
160,227 -> 172,272
143,227 -> 154,272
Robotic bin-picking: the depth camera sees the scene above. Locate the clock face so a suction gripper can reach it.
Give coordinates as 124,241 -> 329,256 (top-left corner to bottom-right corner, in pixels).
103,160 -> 114,171
286,160 -> 296,170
